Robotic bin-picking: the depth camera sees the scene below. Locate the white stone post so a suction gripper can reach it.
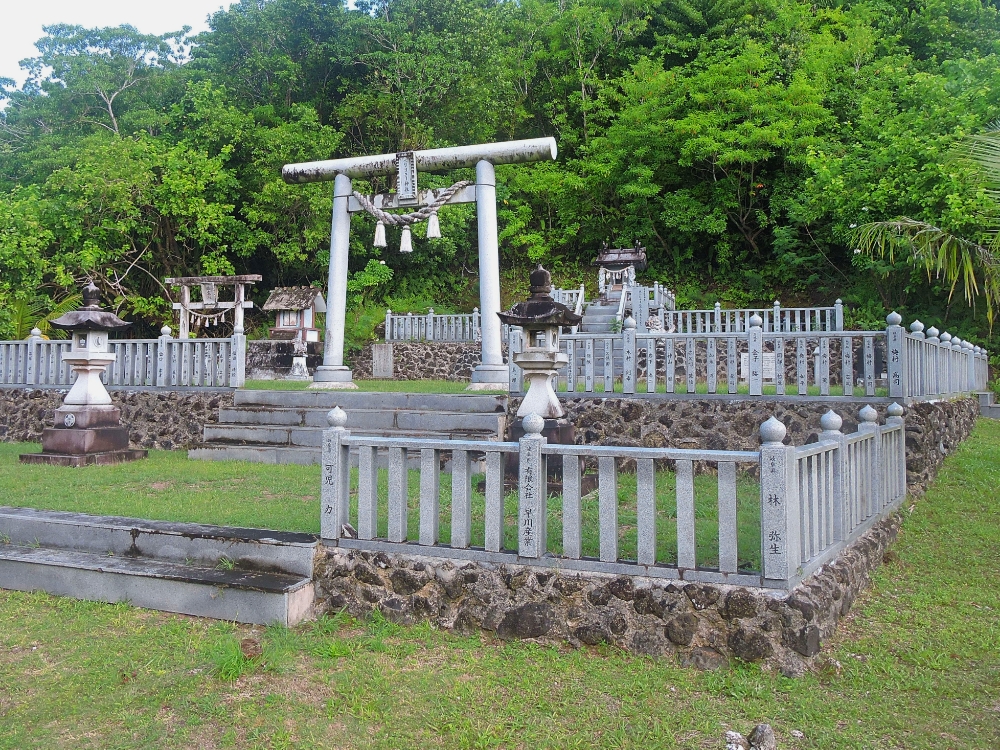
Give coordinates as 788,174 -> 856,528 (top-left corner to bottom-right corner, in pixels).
156,326 -> 171,387
819,410 -> 846,542
965,340 -> 976,392
426,308 -> 435,342
385,309 -> 392,342
748,313 -> 763,396
834,298 -> 844,331
773,300 -> 781,333
623,316 -> 637,394
926,326 -> 940,395
25,328 -> 41,385
886,312 -> 904,398
312,172 -> 356,389
517,413 -> 547,558
858,405 -> 881,514
321,407 -> 351,539
714,302 -> 722,333
886,402 -> 906,502
760,416 -> 799,584
470,159 -> 507,388
940,332 -> 953,395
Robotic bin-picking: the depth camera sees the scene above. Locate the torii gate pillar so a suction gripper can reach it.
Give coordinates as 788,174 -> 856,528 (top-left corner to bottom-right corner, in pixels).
283,138 -> 557,390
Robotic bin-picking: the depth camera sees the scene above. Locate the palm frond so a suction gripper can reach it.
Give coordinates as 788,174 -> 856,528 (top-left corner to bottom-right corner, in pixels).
9,298 -> 48,339
853,218 -> 1000,326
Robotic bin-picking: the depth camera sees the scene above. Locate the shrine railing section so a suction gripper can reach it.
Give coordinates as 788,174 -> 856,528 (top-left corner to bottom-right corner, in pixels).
320,405 -> 907,589
507,312 -> 989,400
663,301 -> 843,335
385,285 -> 586,343
0,328 -> 247,389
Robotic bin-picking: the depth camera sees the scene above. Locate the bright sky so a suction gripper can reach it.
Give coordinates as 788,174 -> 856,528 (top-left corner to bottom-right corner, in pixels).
1,1 -> 233,87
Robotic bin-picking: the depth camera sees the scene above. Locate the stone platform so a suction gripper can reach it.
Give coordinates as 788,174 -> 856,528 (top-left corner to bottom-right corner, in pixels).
0,507 -> 318,626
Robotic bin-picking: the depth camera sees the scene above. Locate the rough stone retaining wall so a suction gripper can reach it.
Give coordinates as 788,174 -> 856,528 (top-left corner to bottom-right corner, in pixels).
316,510 -> 900,676
510,396 -> 979,495
0,388 -> 233,450
350,342 -> 484,381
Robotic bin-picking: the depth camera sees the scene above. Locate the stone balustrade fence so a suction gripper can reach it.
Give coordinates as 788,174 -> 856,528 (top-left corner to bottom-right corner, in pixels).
385,286 -> 586,343
508,312 -> 989,401
0,328 -> 246,389
320,404 -> 907,589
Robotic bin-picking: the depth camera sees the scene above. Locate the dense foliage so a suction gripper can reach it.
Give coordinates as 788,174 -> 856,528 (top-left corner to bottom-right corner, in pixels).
2,0 -> 1000,347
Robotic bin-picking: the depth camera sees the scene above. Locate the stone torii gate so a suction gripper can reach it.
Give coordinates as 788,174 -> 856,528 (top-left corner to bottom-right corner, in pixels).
282,137 -> 557,389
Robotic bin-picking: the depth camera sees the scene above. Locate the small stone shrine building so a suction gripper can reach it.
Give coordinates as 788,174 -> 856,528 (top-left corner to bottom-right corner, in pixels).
263,287 -> 326,343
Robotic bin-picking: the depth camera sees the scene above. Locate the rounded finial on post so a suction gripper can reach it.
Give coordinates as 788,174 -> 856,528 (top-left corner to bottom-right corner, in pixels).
523,413 -> 545,435
952,336 -> 962,348
29,327 -> 42,339
926,326 -> 939,339
940,331 -> 952,343
160,325 -> 172,337
327,406 -> 348,428
859,404 -> 879,423
760,416 -> 787,445
835,298 -> 842,305
909,320 -> 924,334
749,313 -> 763,328
963,340 -> 974,350
886,311 -> 902,326
820,410 -> 843,433
887,402 -> 904,418
624,316 -> 636,330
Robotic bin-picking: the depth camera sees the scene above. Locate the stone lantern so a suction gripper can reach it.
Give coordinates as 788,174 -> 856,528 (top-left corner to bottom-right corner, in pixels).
499,265 -> 582,423
20,283 -> 147,466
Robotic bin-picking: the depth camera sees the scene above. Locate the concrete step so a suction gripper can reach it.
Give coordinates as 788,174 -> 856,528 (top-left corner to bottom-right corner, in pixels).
218,407 -> 504,433
0,544 -> 313,626
234,389 -> 507,414
205,419 -> 501,448
0,506 -> 318,577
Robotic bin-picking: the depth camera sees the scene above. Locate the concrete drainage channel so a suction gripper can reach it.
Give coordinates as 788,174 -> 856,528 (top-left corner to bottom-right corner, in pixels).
0,507 -> 318,626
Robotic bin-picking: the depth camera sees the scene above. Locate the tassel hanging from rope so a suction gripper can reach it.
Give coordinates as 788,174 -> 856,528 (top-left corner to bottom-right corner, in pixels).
399,225 -> 413,253
373,220 -> 386,247
425,212 -> 441,239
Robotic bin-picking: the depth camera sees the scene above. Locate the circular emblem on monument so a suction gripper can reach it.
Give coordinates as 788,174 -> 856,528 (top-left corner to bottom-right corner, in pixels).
63,413 -> 76,427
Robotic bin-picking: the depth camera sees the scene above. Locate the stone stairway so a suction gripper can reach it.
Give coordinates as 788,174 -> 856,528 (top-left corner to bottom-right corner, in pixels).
562,289 -> 624,383
979,391 -> 1000,419
0,506 -> 317,625
579,288 -> 623,333
189,389 -> 508,465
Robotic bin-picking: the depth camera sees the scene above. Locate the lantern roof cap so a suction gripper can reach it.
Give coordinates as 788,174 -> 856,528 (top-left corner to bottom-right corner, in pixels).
50,283 -> 131,332
497,265 -> 583,328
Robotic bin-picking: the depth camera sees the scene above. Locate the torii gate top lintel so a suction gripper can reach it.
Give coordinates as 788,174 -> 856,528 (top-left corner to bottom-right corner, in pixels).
282,137 -> 556,183
282,137 -> 557,390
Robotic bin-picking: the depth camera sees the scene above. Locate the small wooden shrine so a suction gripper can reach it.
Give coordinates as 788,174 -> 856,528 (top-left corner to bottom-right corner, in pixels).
263,286 -> 326,343
592,241 -> 647,296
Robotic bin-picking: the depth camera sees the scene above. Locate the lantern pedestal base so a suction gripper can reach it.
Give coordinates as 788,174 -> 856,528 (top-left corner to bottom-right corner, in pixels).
20,449 -> 148,467
19,404 -> 147,466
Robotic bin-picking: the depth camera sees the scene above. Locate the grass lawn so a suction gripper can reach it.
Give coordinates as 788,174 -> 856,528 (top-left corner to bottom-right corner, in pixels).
1,421 -> 999,748
0,444 -> 762,569
241,378 -> 886,397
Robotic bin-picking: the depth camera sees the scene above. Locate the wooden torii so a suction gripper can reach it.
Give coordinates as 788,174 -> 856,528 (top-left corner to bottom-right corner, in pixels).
164,275 -> 261,338
282,138 -> 557,389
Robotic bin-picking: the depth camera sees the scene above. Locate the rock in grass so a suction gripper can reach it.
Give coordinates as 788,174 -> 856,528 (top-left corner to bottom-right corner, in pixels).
747,723 -> 777,750
240,638 -> 262,660
725,730 -> 749,749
